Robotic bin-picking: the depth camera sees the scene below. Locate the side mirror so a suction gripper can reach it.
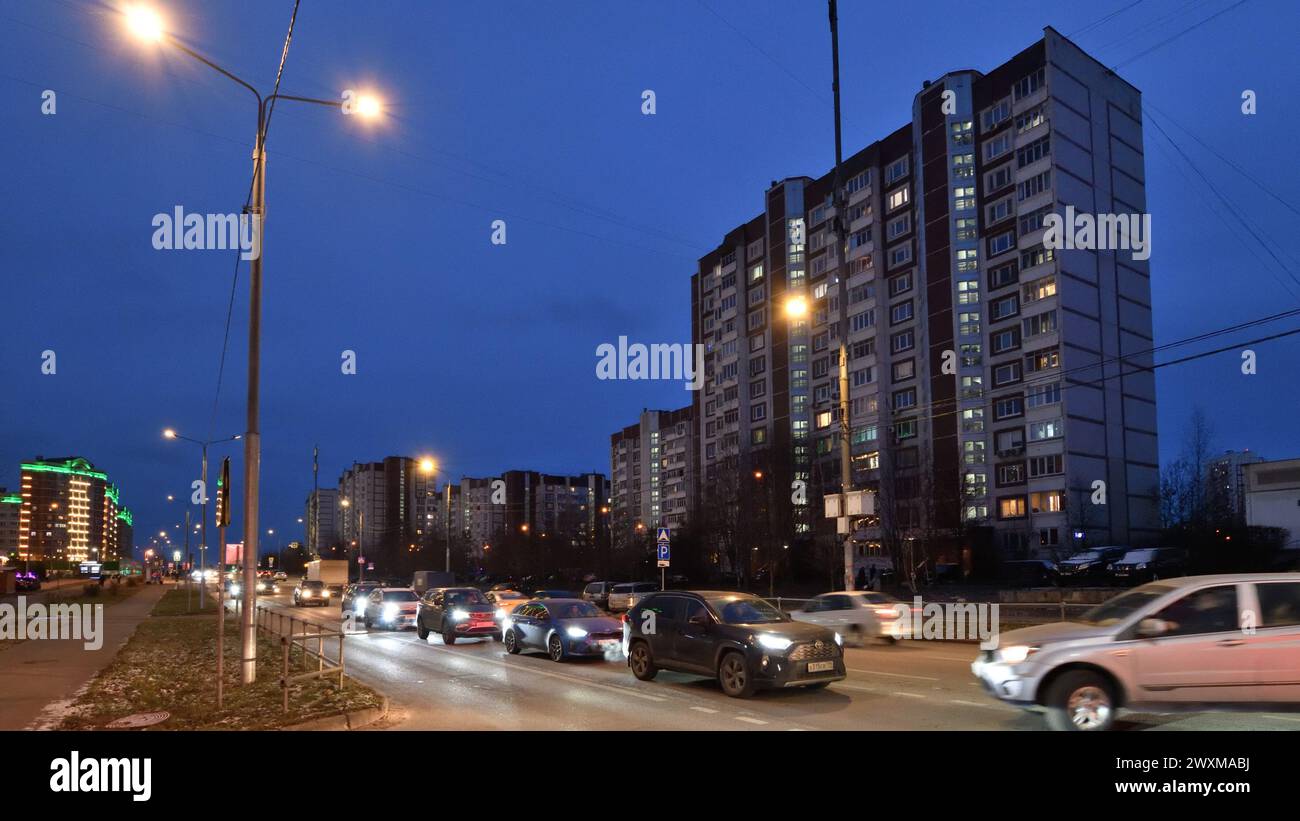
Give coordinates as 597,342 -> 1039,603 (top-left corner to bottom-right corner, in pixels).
689,614 -> 711,628
1136,618 -> 1171,638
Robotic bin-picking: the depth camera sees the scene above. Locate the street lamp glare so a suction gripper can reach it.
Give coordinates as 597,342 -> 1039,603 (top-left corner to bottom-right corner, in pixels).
163,428 -> 176,439
419,458 -> 436,475
355,94 -> 382,119
784,296 -> 809,319
125,5 -> 165,42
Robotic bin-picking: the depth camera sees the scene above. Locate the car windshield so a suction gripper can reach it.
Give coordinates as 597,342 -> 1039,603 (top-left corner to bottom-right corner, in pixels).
1067,551 -> 1103,562
446,590 -> 487,606
552,602 -> 602,619
383,591 -> 418,602
496,591 -> 526,600
1079,586 -> 1171,626
302,581 -> 324,589
1120,549 -> 1157,562
708,596 -> 788,625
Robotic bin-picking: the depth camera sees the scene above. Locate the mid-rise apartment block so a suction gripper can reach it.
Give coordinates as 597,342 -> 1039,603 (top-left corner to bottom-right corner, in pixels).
337,456 -> 437,573
610,406 -> 695,549
691,27 -> 1160,568
304,487 -> 339,555
16,456 -> 132,564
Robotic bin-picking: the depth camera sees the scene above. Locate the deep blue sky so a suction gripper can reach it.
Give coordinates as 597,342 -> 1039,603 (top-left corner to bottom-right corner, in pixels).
2,0 -> 1297,558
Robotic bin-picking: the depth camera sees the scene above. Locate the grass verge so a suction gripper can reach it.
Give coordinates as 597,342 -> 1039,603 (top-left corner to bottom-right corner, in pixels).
58,589 -> 383,729
0,581 -> 142,653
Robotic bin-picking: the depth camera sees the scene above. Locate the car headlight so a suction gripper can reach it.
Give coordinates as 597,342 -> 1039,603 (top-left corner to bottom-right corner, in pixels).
230,585 -> 240,596
382,603 -> 399,621
322,589 -> 331,597
302,589 -> 312,597
833,632 -> 843,647
452,609 -> 469,622
997,645 -> 1039,664
1136,563 -> 1148,570
566,627 -> 588,639
495,608 -> 508,619
756,634 -> 793,652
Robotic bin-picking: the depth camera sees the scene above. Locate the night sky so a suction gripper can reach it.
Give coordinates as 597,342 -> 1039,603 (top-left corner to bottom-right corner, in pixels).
2,0 -> 1297,558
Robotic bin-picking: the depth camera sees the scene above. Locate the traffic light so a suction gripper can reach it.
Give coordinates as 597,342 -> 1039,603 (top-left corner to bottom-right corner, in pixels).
216,457 -> 231,528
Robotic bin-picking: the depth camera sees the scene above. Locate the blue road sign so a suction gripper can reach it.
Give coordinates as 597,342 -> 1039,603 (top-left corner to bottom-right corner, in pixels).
657,527 -> 671,543
657,542 -> 671,561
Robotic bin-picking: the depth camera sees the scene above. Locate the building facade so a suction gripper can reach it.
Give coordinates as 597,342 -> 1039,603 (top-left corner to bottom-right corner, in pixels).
1,489 -> 21,558
1206,449 -> 1265,525
16,457 -> 131,564
337,457 -> 438,574
610,406 -> 696,549
1244,457 -> 1300,550
304,487 -> 339,556
691,28 -> 1160,570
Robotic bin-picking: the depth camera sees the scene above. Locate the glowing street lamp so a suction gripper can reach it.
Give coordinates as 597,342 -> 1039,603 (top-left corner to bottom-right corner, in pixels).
124,5 -> 165,42
783,295 -> 810,319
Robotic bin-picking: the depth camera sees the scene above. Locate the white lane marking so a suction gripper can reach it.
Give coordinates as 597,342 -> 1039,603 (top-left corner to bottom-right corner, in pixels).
848,667 -> 940,681
735,716 -> 768,725
1267,714 -> 1300,723
690,706 -> 719,714
891,691 -> 927,699
416,640 -> 667,702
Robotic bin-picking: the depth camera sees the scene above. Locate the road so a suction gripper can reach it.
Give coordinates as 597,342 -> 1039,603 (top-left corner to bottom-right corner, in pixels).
252,591 -> 1300,731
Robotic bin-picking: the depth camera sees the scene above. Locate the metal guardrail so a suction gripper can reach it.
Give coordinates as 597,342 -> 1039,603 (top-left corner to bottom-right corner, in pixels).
254,604 -> 345,713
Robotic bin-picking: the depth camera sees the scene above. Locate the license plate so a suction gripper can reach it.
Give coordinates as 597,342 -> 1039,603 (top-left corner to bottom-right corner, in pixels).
807,661 -> 834,673
597,639 -> 619,647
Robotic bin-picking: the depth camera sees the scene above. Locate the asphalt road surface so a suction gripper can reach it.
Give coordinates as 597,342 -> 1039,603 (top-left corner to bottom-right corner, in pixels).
251,592 -> 1300,731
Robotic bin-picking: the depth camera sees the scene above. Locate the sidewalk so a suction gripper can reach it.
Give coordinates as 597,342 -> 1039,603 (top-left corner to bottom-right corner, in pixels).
0,582 -> 169,729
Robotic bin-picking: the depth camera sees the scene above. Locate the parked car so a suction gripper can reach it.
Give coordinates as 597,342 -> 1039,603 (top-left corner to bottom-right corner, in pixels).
531,589 -> 578,600
1109,547 -> 1186,585
341,582 -> 384,616
971,573 -> 1300,731
1001,559 -> 1060,588
1057,546 -> 1129,585
791,591 -> 914,644
625,591 -> 846,698
581,581 -> 617,609
293,579 -> 332,607
363,588 -> 420,630
607,582 -> 658,612
416,587 -> 498,644
503,599 -> 623,661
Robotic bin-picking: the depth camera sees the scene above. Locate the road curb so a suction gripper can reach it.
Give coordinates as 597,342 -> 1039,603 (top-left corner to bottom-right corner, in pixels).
283,696 -> 390,731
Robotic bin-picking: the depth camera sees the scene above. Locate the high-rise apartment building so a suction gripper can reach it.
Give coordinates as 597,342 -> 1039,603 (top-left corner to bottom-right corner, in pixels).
337,457 -> 438,573
304,487 -> 339,555
17,457 -> 132,564
691,28 -> 1160,570
1206,449 -> 1265,525
610,406 -> 695,549
1,489 -> 21,557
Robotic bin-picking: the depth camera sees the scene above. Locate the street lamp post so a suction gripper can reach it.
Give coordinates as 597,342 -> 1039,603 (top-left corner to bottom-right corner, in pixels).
122,5 -> 382,684
163,428 -> 240,610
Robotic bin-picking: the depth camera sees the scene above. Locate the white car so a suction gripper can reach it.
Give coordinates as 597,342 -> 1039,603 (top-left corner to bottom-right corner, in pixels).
607,582 -> 659,612
364,587 -> 420,630
791,591 -> 913,644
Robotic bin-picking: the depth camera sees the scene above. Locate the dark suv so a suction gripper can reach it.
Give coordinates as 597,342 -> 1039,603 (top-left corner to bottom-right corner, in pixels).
624,590 -> 846,698
1056,546 -> 1129,585
415,587 -> 498,644
1109,547 -> 1186,585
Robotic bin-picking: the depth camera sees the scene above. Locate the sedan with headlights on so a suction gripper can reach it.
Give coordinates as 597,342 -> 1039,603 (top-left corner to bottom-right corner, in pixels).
254,577 -> 281,595
792,591 -> 913,644
293,579 -> 332,607
363,587 -> 420,630
503,599 -> 623,661
415,587 -> 498,644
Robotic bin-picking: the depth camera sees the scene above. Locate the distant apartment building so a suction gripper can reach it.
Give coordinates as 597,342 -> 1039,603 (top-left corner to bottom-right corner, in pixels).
1206,449 -> 1265,524
0,489 -> 20,556
501,470 -> 608,548
337,457 -> 437,573
610,406 -> 696,549
304,487 -> 338,555
1244,457 -> 1300,550
458,478 -> 498,556
17,457 -> 132,564
691,27 -> 1160,568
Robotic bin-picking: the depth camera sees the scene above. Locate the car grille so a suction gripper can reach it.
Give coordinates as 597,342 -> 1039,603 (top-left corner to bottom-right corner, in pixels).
789,640 -> 840,661
588,630 -> 620,640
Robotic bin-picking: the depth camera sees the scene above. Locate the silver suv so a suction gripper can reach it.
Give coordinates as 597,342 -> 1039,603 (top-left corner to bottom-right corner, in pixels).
972,573 -> 1300,730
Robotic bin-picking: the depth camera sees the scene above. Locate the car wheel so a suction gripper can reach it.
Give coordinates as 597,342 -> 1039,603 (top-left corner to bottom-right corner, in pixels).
717,651 -> 756,698
442,626 -> 457,646
628,640 -> 657,680
492,630 -> 503,642
1045,671 -> 1117,732
416,620 -> 429,640
363,615 -> 371,629
504,628 -> 521,654
547,633 -> 565,662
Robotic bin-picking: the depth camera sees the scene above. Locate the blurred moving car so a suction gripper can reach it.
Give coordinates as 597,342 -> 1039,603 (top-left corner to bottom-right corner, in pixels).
254,577 -> 281,595
363,588 -> 420,630
1057,546 -> 1129,585
607,582 -> 658,612
486,589 -> 529,621
1109,547 -> 1186,585
273,571 -> 288,581
625,591 -> 846,698
293,579 -> 332,607
341,582 -> 383,617
503,599 -> 622,661
15,572 -> 41,592
531,589 -> 578,600
971,573 -> 1300,731
581,581 -> 617,609
792,591 -> 913,644
416,587 -> 498,644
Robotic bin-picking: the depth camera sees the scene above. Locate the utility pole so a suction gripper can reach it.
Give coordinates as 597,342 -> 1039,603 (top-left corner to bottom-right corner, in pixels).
829,0 -> 855,591
198,443 -> 208,610
240,129 -> 265,684
444,481 -> 452,574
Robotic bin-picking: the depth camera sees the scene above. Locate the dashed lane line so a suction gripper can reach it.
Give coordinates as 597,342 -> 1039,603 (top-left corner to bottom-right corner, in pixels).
847,668 -> 940,681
